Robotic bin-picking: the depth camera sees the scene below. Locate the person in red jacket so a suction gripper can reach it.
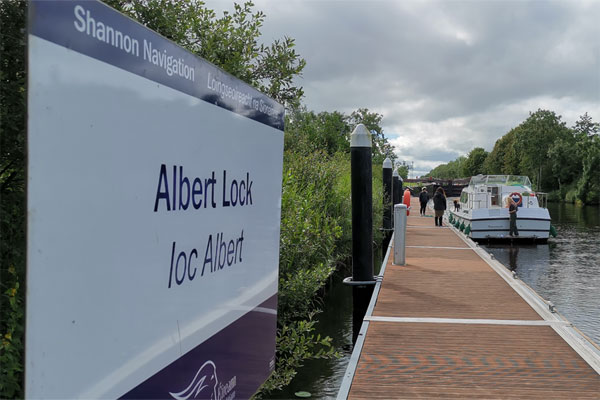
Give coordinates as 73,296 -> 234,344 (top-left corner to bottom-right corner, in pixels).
403,187 -> 412,216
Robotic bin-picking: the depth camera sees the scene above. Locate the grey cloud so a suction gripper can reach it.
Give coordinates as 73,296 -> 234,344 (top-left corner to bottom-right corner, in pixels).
208,0 -> 600,171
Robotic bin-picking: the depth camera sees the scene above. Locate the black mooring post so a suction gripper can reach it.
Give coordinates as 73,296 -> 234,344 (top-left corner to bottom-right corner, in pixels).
350,124 -> 374,283
382,157 -> 393,249
392,170 -> 400,228
393,170 -> 401,206
343,123 -> 376,344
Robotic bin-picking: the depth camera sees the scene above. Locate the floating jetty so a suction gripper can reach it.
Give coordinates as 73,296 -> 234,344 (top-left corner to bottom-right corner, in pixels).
338,199 -> 600,399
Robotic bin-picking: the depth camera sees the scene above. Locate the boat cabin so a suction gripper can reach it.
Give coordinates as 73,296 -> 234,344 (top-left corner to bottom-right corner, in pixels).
459,175 -> 544,210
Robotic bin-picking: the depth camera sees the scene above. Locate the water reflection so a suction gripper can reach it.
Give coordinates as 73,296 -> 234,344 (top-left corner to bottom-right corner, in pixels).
482,203 -> 600,346
268,271 -> 354,399
508,245 -> 519,271
269,248 -> 384,399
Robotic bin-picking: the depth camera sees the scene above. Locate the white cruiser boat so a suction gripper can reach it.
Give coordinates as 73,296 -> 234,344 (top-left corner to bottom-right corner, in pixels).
448,175 -> 554,242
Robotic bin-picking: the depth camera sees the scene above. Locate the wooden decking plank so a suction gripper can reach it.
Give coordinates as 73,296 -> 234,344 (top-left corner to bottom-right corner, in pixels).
345,210 -> 600,398
350,323 -> 600,398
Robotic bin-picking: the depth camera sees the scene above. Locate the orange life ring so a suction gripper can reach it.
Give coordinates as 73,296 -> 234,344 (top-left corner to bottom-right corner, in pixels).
510,192 -> 523,206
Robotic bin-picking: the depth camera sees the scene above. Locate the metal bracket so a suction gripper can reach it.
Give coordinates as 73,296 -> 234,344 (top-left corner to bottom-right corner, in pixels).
342,276 -> 377,286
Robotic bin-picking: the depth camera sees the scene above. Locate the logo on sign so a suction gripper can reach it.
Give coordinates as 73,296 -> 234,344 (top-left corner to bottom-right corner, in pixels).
169,361 -> 236,400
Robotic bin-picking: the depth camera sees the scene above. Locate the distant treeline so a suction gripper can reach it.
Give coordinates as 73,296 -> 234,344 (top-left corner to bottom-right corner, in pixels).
425,110 -> 600,205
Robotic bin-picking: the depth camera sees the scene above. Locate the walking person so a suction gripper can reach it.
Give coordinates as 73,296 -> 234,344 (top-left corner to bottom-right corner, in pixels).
507,196 -> 519,237
418,187 -> 429,216
432,187 -> 446,226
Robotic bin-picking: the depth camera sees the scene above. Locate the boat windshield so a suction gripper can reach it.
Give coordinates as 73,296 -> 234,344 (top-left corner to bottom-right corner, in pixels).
469,175 -> 532,188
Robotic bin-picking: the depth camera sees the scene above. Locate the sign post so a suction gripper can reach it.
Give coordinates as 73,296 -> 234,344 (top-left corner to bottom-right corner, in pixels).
26,1 -> 283,398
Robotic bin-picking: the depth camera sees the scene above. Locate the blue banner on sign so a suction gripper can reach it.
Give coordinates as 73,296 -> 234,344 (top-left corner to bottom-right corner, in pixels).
29,0 -> 284,131
120,295 -> 277,399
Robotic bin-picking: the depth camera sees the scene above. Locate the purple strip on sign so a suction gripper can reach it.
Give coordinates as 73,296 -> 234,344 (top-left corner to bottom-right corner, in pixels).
120,295 -> 277,400
29,0 -> 284,131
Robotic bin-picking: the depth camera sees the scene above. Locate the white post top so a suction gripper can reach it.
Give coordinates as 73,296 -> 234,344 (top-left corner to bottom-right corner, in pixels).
393,170 -> 399,177
351,124 -> 372,148
394,203 -> 407,210
383,157 -> 392,169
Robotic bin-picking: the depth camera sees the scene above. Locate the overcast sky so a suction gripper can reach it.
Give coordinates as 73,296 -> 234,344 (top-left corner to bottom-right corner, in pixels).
207,0 -> 599,176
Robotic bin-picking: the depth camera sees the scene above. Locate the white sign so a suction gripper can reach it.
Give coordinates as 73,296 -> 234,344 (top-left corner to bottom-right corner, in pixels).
27,1 -> 283,398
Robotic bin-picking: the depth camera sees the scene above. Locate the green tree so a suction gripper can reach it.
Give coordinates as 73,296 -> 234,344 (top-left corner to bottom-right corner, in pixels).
103,0 -> 306,107
1,1 -> 307,397
547,135 -> 579,192
0,2 -> 27,398
483,130 -> 517,174
462,147 -> 488,177
573,112 -> 599,138
514,109 -> 572,190
284,107 -> 351,156
573,113 -> 600,204
348,108 -> 396,165
396,165 -> 409,179
426,156 -> 466,179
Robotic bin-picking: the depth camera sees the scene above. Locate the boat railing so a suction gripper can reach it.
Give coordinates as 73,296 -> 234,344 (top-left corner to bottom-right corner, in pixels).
536,192 -> 548,209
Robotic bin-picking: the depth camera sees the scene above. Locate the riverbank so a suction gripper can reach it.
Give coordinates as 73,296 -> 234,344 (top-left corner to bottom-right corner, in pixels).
548,188 -> 600,206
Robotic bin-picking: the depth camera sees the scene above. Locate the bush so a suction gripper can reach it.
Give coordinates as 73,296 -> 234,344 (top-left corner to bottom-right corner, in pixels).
1,2 -> 27,398
260,118 -> 390,394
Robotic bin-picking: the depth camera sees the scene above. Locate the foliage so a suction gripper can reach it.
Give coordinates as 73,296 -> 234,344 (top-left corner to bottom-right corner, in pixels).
513,109 -> 572,189
483,129 -> 517,175
257,316 -> 338,395
284,107 -> 351,156
547,135 -> 579,190
425,156 -> 466,179
0,267 -> 24,398
0,2 -> 27,398
574,133 -> 600,204
262,108 -> 388,394
102,0 -> 306,107
1,2 -> 396,397
349,108 -> 397,165
571,113 -> 600,204
462,147 -> 488,177
427,110 -> 600,204
277,150 -> 344,322
396,165 -> 409,179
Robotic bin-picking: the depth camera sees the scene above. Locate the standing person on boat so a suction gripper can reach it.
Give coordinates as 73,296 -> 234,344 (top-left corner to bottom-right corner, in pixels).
432,187 -> 446,226
507,196 -> 519,237
418,187 -> 429,216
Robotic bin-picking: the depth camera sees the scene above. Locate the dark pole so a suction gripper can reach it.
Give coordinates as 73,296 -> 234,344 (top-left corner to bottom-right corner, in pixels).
392,170 -> 400,228
345,124 -> 375,344
393,170 -> 401,206
350,124 -> 374,283
382,158 -> 392,249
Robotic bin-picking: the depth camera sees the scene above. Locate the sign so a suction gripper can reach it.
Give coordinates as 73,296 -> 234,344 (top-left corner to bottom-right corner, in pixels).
26,1 -> 283,398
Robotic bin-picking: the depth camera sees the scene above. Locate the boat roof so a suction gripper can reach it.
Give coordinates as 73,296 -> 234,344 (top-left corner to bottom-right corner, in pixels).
468,175 -> 532,188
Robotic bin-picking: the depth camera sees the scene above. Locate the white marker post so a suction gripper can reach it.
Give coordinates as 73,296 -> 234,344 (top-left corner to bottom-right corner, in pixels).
394,204 -> 407,265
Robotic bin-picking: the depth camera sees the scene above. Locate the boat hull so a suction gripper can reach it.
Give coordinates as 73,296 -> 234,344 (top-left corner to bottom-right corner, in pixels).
448,207 -> 551,241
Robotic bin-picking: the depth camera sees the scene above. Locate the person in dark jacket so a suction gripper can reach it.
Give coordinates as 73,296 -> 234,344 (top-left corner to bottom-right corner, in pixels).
418,187 -> 430,216
507,196 -> 519,237
432,187 -> 446,226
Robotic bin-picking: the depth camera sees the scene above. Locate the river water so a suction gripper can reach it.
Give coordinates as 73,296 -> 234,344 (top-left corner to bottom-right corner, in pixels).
271,203 -> 600,399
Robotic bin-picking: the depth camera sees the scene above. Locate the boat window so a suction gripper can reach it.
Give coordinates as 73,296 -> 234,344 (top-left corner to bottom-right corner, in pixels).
468,175 -> 532,191
460,192 -> 468,203
488,186 -> 500,206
